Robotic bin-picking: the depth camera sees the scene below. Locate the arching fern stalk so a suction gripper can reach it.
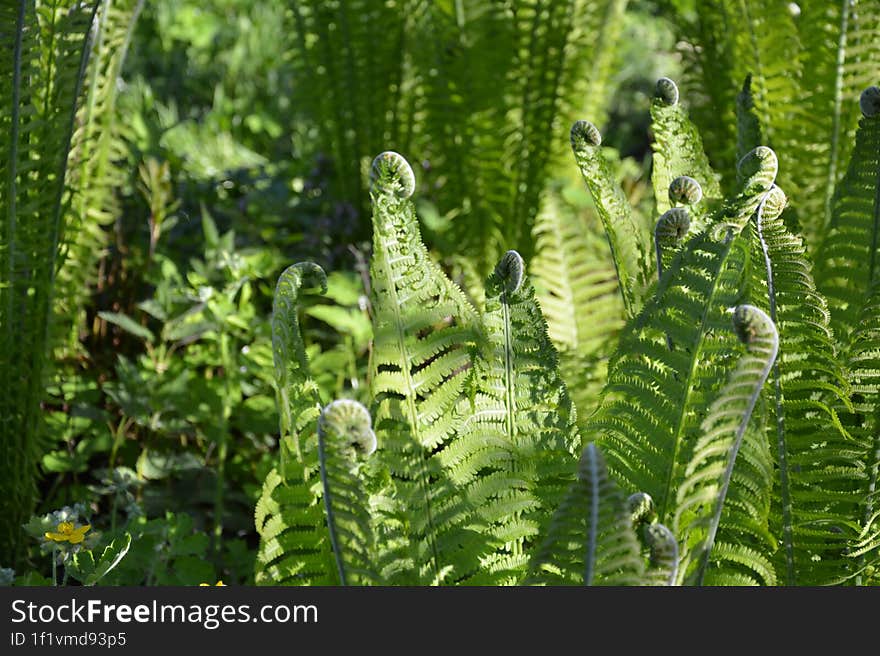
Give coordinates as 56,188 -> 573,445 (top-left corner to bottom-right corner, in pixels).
676,305 -> 778,586
0,0 -> 100,563
255,263 -> 336,585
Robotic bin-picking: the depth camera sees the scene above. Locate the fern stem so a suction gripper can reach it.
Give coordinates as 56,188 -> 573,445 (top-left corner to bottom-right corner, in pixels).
317,430 -> 347,586
755,189 -> 795,585
372,212 -> 442,582
500,280 -> 521,558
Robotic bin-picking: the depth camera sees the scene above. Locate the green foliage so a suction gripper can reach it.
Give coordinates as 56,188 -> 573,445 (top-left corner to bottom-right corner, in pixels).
526,443 -> 650,586
288,0 -> 631,272
0,0 -> 100,563
5,0 -> 880,591
659,0 -> 880,244
256,152 -> 590,585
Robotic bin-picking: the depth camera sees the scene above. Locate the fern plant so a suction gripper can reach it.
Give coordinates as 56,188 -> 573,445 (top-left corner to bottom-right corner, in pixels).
562,75 -> 879,586
657,0 -> 880,244
286,0 -> 629,273
256,150 -> 681,585
0,0 -> 102,563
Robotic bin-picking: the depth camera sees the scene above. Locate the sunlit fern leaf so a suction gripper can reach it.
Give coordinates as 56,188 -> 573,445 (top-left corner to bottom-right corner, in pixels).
675,305 -> 778,586
570,120 -> 650,317
55,0 -> 144,358
815,91 -> 880,345
592,147 -> 781,554
272,263 -> 326,463
317,400 -> 380,585
0,0 -> 99,561
747,183 -> 855,585
529,190 -> 624,429
368,152 -> 484,584
254,463 -> 336,585
447,250 -> 580,584
786,0 -> 880,243
255,263 -> 336,585
649,77 -> 722,225
525,443 -> 646,585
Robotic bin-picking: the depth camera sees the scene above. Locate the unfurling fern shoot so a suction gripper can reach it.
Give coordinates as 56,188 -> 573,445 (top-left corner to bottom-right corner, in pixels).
570,120 -> 647,316
317,400 -> 378,586
370,150 -> 416,199
676,305 -> 779,585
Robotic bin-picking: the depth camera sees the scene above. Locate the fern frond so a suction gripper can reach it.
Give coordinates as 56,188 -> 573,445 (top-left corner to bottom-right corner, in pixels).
55,0 -> 144,355
591,147 -> 779,527
675,305 -> 778,586
814,92 -> 880,343
570,120 -> 650,317
368,152 -> 482,584
410,1 -> 629,272
525,443 -> 646,586
736,74 -> 763,162
285,0 -> 413,233
649,77 -> 722,224
0,0 -> 99,560
836,283 -> 880,584
255,262 -> 335,585
748,183 -> 855,585
445,250 -> 580,584
529,190 -> 624,428
786,0 -> 880,242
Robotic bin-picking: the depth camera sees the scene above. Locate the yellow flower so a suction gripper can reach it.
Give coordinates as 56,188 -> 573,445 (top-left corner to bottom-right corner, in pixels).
44,521 -> 91,545
199,581 -> 225,586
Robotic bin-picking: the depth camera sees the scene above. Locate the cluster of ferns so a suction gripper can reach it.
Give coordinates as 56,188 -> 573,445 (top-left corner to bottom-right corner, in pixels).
255,77 -> 880,586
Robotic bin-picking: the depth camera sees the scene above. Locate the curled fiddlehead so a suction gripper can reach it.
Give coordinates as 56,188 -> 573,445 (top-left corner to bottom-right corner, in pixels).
569,120 -> 648,317
627,492 -> 655,526
645,523 -> 679,586
668,176 -> 703,206
860,86 -> 880,118
370,151 -> 416,198
655,208 -> 691,253
737,146 -> 779,195
655,77 -> 679,106
317,399 -> 378,586
318,399 -> 378,463
494,250 -> 525,294
570,119 -> 603,149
